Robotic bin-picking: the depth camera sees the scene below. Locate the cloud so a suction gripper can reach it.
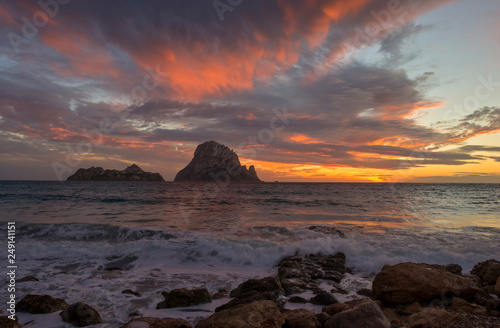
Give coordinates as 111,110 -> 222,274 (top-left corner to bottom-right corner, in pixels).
3,0 -> 498,181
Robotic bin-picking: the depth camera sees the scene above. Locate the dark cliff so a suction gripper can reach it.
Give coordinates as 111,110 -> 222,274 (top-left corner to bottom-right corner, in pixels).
67,164 -> 164,181
174,141 -> 261,182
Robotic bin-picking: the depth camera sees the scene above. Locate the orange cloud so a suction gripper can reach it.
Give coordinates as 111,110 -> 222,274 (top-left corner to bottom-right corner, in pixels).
287,134 -> 323,144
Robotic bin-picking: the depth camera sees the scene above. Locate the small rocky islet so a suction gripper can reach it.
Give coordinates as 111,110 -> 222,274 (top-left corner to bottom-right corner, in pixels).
66,164 -> 165,181
5,235 -> 500,328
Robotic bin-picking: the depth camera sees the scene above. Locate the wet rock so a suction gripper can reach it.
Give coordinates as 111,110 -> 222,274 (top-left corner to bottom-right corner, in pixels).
122,289 -> 141,297
357,288 -> 373,297
0,316 -> 22,328
310,291 -> 339,305
288,296 -> 308,303
408,308 -> 458,328
316,312 -> 331,326
372,263 -> 481,304
60,302 -> 102,327
230,277 -> 283,298
278,253 -> 346,295
401,302 -> 421,315
195,300 -> 284,328
16,276 -> 38,283
211,289 -> 227,299
157,288 -> 212,309
464,274 -> 482,286
322,303 -> 346,316
215,291 -> 276,312
16,294 -> 69,314
120,317 -> 192,328
325,298 -> 390,328
471,259 -> 500,285
283,309 -> 321,328
496,276 -> 500,297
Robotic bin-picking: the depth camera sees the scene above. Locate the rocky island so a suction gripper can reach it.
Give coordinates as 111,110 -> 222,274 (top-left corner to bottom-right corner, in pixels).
66,164 -> 164,181
174,141 -> 261,182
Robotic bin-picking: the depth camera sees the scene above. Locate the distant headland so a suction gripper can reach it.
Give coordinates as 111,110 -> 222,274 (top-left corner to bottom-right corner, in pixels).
66,164 -> 164,181
174,141 -> 261,182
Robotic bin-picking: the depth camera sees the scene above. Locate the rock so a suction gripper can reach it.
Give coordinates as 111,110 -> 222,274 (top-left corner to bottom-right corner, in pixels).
325,298 -> 390,328
278,253 -> 346,295
215,291 -> 277,312
120,317 -> 192,328
230,277 -> 283,298
428,264 -> 463,275
496,276 -> 500,297
60,302 -> 102,327
16,276 -> 39,283
485,298 -> 500,312
67,164 -> 164,181
310,291 -> 339,305
211,289 -> 227,299
283,309 -> 322,328
122,289 -> 141,297
16,294 -> 69,314
195,300 -> 284,328
357,288 -> 373,297
0,316 -> 22,328
464,274 -> 482,286
288,296 -> 308,303
322,303 -> 346,316
174,141 -> 261,182
372,263 -> 481,304
408,308 -> 458,328
157,288 -> 212,309
471,259 -> 500,285
401,302 -> 421,315
316,312 -> 331,326
451,297 -> 485,314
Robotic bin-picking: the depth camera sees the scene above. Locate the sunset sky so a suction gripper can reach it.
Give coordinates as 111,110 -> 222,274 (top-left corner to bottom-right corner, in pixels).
1,0 -> 499,182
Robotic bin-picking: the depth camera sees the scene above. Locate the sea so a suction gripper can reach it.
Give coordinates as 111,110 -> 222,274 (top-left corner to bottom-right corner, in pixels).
0,181 -> 499,327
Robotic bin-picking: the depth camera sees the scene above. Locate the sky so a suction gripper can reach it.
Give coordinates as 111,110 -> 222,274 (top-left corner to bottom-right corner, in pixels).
1,0 -> 499,182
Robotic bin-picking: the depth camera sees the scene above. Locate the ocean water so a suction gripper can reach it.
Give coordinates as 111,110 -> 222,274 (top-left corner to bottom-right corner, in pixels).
0,181 -> 499,326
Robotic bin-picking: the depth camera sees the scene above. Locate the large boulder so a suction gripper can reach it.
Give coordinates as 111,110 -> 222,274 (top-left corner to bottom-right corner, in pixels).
215,291 -> 277,312
372,263 -> 481,304
283,309 -> 321,328
195,300 -> 284,328
16,294 -> 68,314
408,308 -> 458,328
471,259 -> 500,285
60,302 -> 102,327
120,317 -> 192,328
324,298 -> 390,328
174,141 -> 261,182
157,288 -> 211,309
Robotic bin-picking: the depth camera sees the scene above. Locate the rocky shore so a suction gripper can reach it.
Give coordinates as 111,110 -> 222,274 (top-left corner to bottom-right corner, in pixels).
3,248 -> 500,327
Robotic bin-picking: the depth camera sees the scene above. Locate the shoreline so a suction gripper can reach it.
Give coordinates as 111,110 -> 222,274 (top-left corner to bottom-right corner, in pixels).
5,252 -> 500,328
